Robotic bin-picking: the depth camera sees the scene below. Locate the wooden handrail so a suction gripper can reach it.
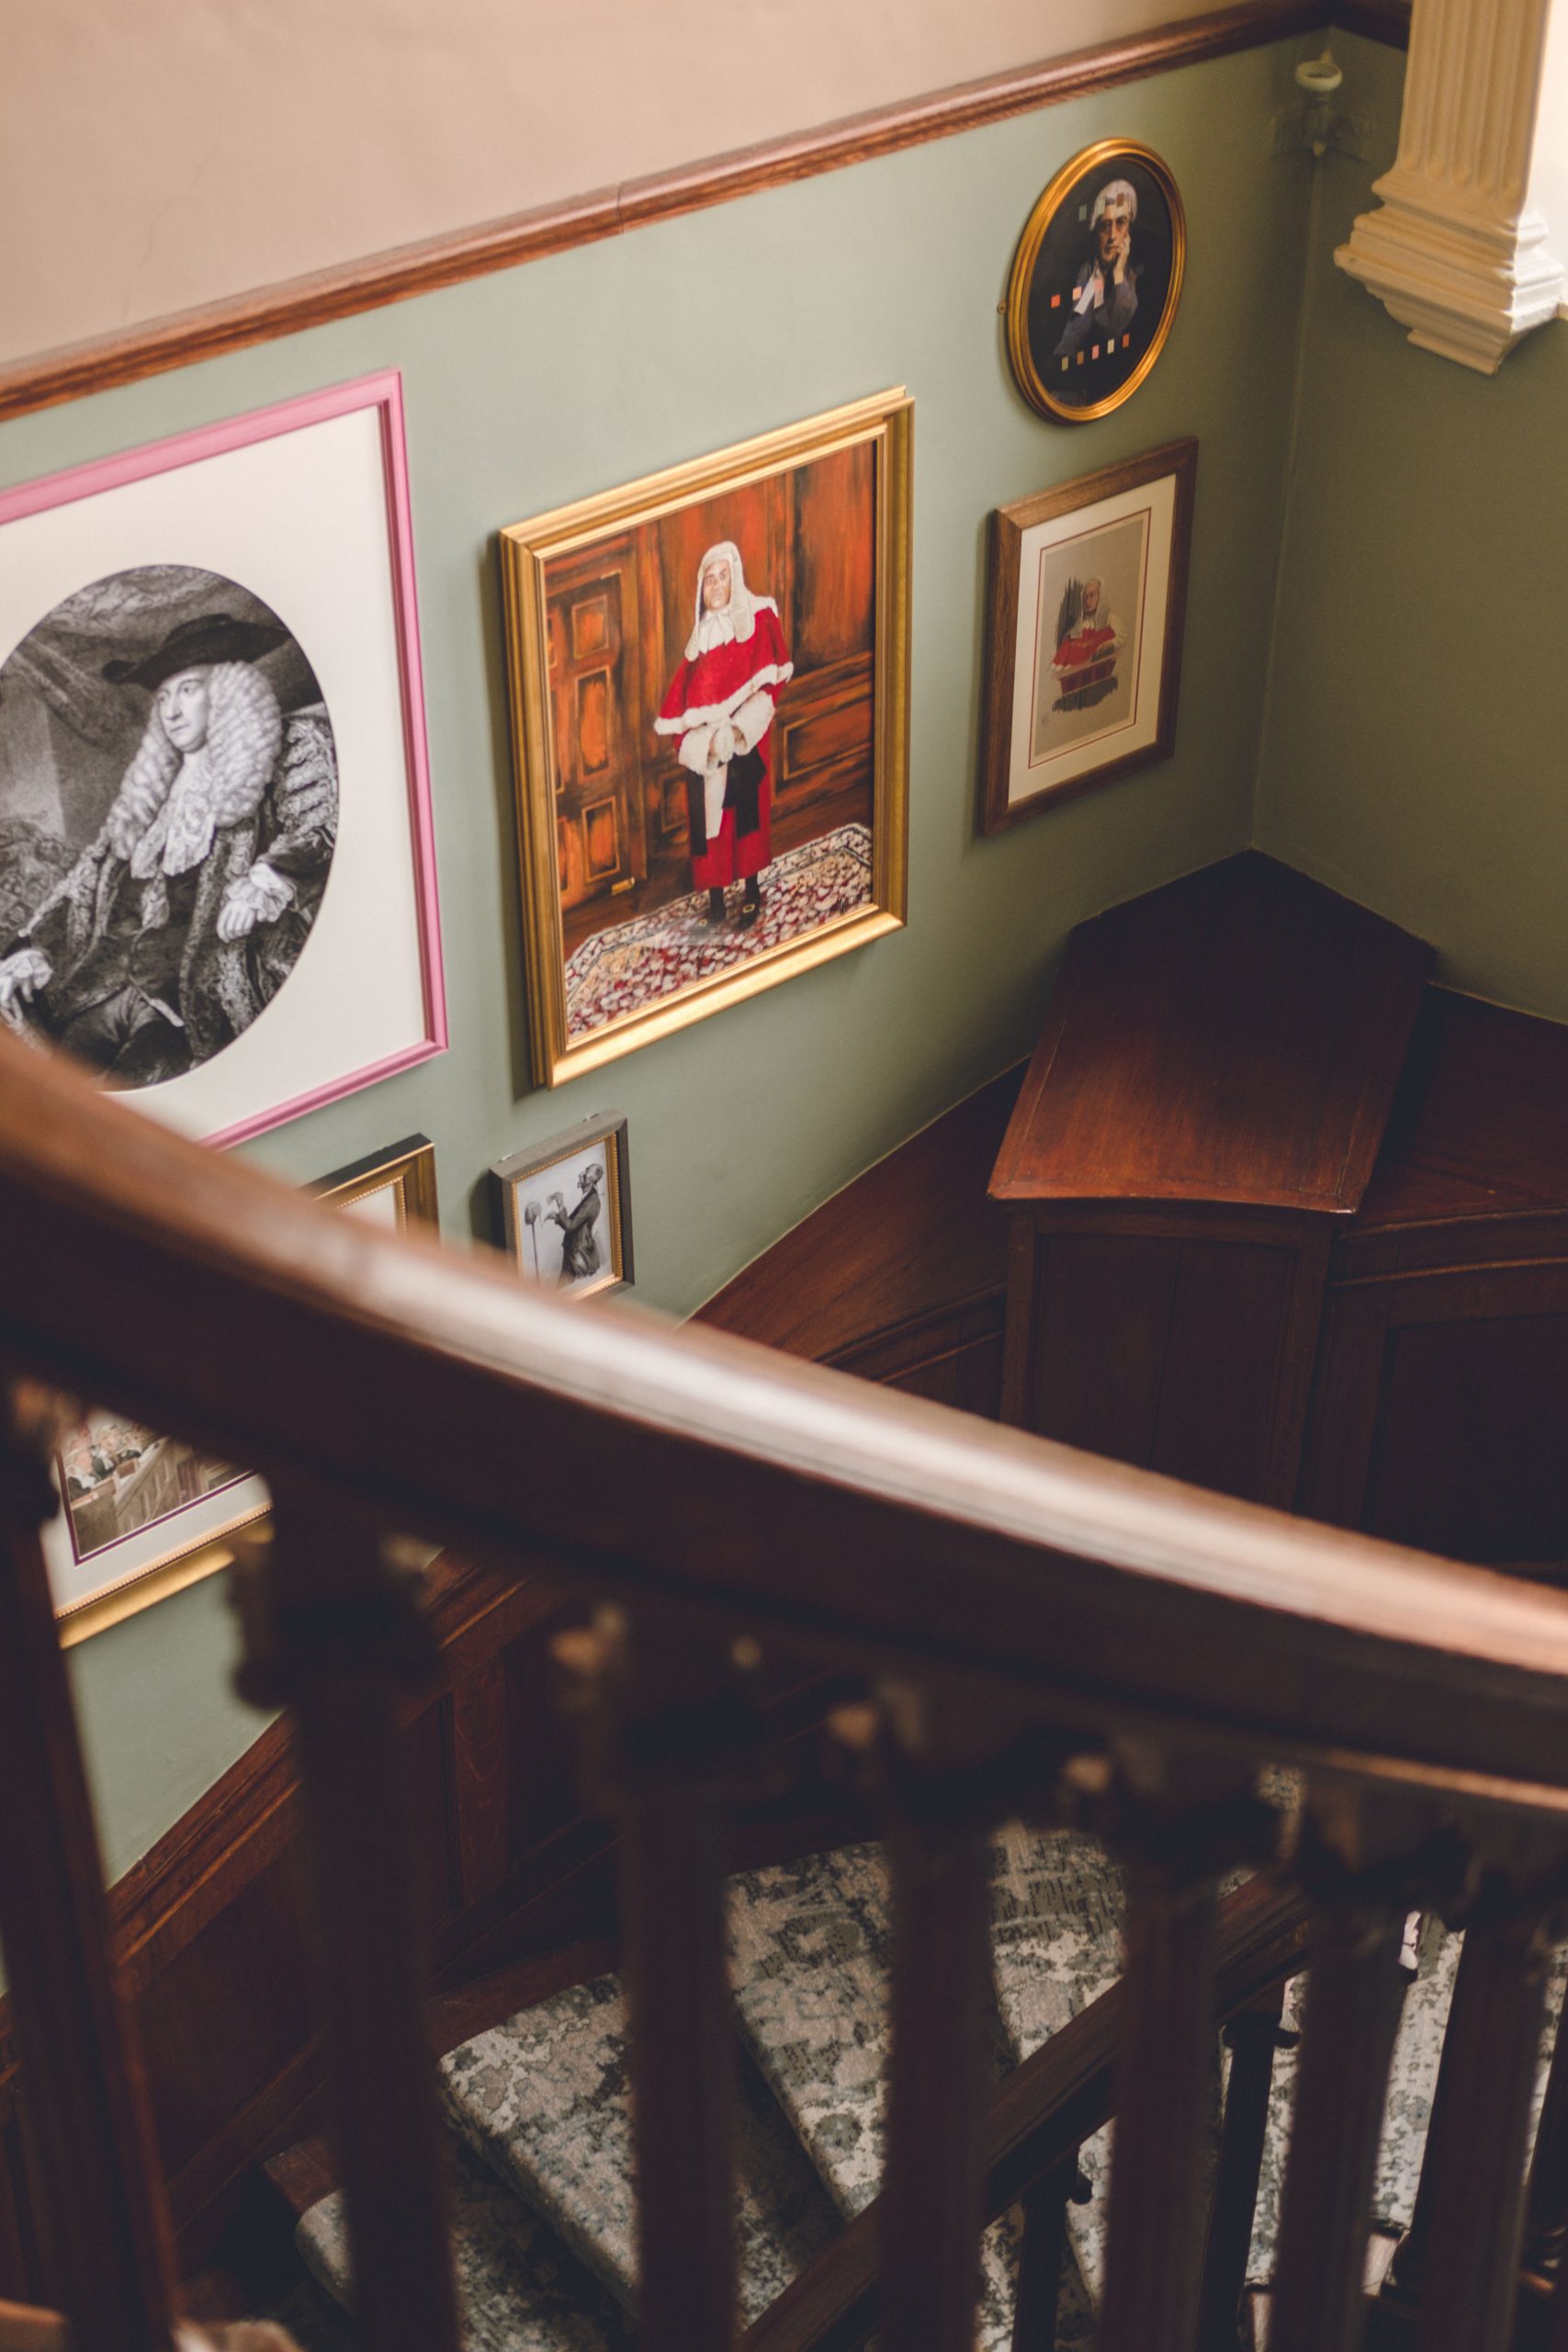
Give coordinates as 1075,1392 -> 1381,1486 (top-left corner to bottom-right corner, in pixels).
743,1871 -> 1314,2352
0,2301 -> 67,2352
2,1035 -> 1568,1799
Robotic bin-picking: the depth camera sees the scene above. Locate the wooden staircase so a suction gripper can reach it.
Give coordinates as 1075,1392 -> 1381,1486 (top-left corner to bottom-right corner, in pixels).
7,850 -> 1568,2352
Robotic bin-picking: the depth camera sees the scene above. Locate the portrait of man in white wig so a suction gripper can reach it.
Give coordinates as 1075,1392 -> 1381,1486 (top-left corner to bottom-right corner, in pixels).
0,592 -> 338,1089
1054,176 -> 1141,362
653,540 -> 794,932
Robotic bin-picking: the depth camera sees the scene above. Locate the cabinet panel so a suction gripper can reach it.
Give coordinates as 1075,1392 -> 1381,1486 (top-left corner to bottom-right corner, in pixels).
1367,1312 -> 1568,1564
1019,1229 -> 1304,1503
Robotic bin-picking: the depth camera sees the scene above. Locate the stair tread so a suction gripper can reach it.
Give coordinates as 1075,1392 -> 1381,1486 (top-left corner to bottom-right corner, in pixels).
442,1972 -> 837,2323
726,1832 -> 1122,2339
726,1841 -> 893,2221
297,2135 -> 631,2352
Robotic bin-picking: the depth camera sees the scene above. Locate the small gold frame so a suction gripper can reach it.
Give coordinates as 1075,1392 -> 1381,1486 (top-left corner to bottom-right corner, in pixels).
1005,141 -> 1187,425
500,390 -> 912,1087
312,1133 -> 440,1229
53,1139 -> 440,1644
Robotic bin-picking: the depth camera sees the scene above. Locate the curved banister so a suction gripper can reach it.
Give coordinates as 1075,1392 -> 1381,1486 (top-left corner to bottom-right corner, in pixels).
3,1030 -> 1568,1794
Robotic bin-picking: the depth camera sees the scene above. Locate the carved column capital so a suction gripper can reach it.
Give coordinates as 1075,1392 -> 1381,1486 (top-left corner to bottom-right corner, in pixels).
1336,0 -> 1567,372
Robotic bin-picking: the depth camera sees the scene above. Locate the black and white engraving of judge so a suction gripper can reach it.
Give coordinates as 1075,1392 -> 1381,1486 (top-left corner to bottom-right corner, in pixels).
0,578 -> 337,1089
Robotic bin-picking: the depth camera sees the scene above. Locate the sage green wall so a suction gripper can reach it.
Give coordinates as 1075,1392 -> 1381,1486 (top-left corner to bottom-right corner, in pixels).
0,38 -> 1314,1879
1257,34 -> 1568,1019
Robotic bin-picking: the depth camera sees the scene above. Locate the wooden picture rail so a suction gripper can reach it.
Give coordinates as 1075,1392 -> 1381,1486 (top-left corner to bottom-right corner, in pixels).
0,0 -> 1409,424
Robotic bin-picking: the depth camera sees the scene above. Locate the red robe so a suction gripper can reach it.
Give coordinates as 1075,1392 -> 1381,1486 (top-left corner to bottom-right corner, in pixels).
654,605 -> 793,889
1054,621 -> 1118,672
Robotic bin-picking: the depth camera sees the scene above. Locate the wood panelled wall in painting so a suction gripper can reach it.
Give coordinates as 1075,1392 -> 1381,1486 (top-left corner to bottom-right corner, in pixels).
552,441 -> 875,951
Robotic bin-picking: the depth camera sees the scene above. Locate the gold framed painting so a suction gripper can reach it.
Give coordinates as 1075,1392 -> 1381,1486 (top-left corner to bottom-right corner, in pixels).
312,1132 -> 440,1229
1005,141 -> 1186,424
49,1136 -> 440,1643
500,390 -> 912,1086
977,438 -> 1197,831
491,1111 -> 632,1300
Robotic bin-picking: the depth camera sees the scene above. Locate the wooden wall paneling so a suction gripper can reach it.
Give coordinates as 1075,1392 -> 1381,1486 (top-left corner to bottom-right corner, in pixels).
1293,1280 -> 1395,1530
1003,1207 -> 1332,1508
448,1659 -> 511,1911
1302,1250 -> 1568,1557
990,857 -> 1433,1510
829,1295 -> 1007,1418
699,1062 -> 1023,1366
1324,1262 -> 1568,1566
0,2070 -> 48,2308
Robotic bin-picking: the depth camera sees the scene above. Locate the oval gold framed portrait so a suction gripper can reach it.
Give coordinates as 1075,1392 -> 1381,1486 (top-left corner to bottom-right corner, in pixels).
1005,141 -> 1186,424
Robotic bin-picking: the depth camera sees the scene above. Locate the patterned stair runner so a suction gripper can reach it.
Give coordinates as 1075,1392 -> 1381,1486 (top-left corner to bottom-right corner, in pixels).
295,1820 -> 1560,2351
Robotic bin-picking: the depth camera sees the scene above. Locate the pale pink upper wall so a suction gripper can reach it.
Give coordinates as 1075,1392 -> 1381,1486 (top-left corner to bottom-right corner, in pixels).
3,0 -> 1213,365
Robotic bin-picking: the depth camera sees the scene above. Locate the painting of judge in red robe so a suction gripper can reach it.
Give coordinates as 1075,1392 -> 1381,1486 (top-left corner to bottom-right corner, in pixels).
653,542 -> 794,930
1049,575 -> 1125,714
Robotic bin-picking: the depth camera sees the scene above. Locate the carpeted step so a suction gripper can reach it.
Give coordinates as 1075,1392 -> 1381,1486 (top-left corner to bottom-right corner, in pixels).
441,1971 -> 837,2324
297,2133 -> 631,2352
726,1834 -> 1127,2349
989,1820 -> 1125,2312
726,1842 -> 894,2220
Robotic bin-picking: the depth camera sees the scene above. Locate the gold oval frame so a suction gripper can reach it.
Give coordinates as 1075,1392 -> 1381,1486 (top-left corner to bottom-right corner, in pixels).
1005,140 -> 1187,424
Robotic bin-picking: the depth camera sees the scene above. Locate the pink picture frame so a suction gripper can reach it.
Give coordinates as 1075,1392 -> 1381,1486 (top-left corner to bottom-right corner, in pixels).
0,372 -> 446,1146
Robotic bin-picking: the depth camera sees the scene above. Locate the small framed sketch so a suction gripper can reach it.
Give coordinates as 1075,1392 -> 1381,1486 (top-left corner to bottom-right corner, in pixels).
47,1414 -> 269,1646
0,371 -> 446,1149
312,1133 -> 440,1230
977,438 -> 1197,832
1005,141 -> 1186,424
500,390 -> 910,1085
48,1135 -> 439,1642
492,1114 -> 633,1300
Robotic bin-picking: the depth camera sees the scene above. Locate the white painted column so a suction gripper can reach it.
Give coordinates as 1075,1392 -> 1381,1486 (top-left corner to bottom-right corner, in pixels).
1336,0 -> 1568,373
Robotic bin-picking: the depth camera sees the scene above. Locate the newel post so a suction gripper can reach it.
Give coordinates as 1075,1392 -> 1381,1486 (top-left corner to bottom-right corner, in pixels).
1337,0 -> 1568,372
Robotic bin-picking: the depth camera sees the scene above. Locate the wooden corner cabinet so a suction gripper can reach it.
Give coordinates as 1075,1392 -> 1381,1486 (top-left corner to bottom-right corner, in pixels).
991,853 -> 1568,1570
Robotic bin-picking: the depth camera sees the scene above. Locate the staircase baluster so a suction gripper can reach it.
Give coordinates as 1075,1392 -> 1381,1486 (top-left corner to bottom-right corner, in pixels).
1011,2151 -> 1088,2352
1266,1899 -> 1406,2352
556,1611 -> 751,2352
1402,1880 -> 1559,2352
1095,1756 -> 1250,2352
1193,1987 -> 1292,2352
621,1778 -> 738,2352
0,1388 -> 179,2352
233,1496 -> 461,2352
1520,1995 -> 1568,2300
882,1804 -> 994,2352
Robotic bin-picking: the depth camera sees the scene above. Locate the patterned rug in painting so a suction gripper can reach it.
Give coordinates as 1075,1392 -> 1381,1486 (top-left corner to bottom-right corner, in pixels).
565,822 -> 873,1040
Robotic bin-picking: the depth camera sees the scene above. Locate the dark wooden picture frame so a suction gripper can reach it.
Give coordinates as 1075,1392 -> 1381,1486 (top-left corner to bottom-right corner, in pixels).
977,438 -> 1196,834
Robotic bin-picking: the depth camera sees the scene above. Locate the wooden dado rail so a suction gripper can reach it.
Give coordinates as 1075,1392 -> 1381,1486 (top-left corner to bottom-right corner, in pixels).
5,1028 -> 1568,2352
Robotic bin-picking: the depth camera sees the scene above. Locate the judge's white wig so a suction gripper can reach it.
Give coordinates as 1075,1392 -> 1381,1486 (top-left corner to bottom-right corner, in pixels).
105,662 -> 284,879
1090,178 -> 1138,225
687,541 -> 762,659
